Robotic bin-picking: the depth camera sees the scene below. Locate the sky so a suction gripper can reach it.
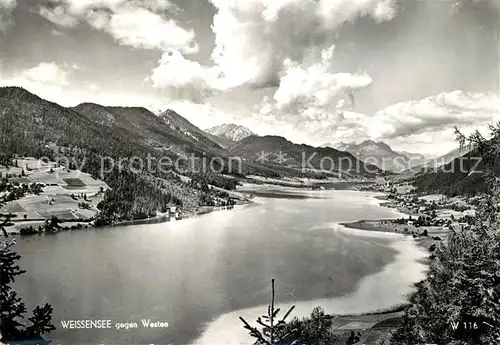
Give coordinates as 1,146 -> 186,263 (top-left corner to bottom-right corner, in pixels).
0,0 -> 499,156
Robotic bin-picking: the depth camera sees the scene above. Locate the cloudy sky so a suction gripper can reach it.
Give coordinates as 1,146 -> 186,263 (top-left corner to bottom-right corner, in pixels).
1,0 -> 499,156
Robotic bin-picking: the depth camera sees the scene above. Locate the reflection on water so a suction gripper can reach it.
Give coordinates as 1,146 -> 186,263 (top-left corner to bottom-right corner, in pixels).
13,189 -> 427,345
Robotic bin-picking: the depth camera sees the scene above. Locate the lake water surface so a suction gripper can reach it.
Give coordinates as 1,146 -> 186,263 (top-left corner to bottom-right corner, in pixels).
14,189 -> 428,345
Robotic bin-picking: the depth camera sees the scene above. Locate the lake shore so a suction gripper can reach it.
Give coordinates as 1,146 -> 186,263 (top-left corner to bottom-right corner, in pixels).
309,192 -> 439,343
11,185 -> 429,345
3,198 -> 254,236
4,200 -> 254,235
108,199 -> 254,228
339,188 -> 453,256
193,219 -> 429,345
189,188 -> 429,345
340,218 -> 445,255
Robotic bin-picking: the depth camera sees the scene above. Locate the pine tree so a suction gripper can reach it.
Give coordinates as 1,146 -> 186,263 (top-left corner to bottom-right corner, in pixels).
240,280 -> 338,345
0,216 -> 56,342
240,279 -> 296,345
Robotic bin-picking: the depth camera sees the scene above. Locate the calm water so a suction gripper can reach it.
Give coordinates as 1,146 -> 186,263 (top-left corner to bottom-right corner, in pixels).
13,189 -> 428,345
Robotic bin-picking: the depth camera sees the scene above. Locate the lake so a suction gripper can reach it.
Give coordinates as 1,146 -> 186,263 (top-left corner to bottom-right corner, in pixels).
13,188 -> 428,345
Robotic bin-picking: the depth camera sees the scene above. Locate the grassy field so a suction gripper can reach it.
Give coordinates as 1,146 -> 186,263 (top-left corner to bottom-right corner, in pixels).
1,158 -> 109,234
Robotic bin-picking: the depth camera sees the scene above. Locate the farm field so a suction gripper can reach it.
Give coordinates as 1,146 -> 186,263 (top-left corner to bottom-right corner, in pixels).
1,158 -> 109,234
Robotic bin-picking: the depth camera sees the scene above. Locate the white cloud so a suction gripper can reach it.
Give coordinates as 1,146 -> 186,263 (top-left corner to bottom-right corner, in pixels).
0,0 -> 17,10
384,130 -> 459,157
128,0 -> 179,13
0,0 -> 17,33
84,9 -> 110,29
82,91 -> 160,108
272,45 -> 372,112
454,0 -> 500,12
0,62 -> 161,108
148,50 -> 223,102
366,90 -> 500,140
253,44 -> 373,143
0,62 -> 80,105
19,62 -> 72,85
106,8 -> 197,52
149,0 -> 394,101
362,90 -> 500,155
38,0 -> 197,53
2,78 -> 69,105
252,90 -> 500,155
252,87 -> 500,154
51,29 -> 65,36
208,0 -> 397,88
162,100 -> 236,129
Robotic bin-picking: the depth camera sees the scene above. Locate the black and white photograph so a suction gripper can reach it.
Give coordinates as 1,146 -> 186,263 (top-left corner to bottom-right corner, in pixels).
0,0 -> 499,344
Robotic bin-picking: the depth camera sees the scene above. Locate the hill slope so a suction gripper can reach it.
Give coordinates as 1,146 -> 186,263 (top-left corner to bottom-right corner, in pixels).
0,87 -> 228,217
412,146 -> 499,196
1,87 -> 347,186
0,87 -> 140,158
72,103 -> 306,178
72,103 -> 222,154
158,109 -> 224,150
1,87 -> 387,184
397,151 -> 427,167
0,87 -> 296,221
404,147 -> 471,175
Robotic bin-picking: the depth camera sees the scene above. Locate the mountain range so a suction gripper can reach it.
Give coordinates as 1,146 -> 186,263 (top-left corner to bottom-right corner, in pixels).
0,87 -> 386,180
1,86 -> 495,201
231,135 -> 383,177
324,140 -> 470,175
0,87 -> 329,221
322,140 -> 426,172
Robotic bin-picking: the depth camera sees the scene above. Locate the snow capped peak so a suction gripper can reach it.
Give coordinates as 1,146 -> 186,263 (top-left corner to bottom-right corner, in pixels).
205,123 -> 254,141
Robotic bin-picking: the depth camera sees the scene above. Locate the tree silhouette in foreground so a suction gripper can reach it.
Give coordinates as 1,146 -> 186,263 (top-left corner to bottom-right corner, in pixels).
0,216 -> 56,342
240,279 -> 296,345
391,123 -> 500,344
240,279 -> 337,345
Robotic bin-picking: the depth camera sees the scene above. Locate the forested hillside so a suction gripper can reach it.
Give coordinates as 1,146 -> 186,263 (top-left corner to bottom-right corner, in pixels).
0,87 -> 350,222
0,87 -> 238,222
0,87 -> 389,222
412,145 -> 500,196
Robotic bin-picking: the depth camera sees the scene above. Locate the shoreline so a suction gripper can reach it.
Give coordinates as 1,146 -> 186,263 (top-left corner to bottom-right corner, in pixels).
322,192 -> 437,317
339,219 -> 434,272
340,217 -> 444,258
4,198 -> 254,236
341,192 -> 447,256
193,217 -> 429,345
4,179 -> 366,236
109,200 -> 254,228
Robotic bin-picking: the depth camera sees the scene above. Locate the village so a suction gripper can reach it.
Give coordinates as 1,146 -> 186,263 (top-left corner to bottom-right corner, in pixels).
377,181 -> 475,222
346,179 -> 480,254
